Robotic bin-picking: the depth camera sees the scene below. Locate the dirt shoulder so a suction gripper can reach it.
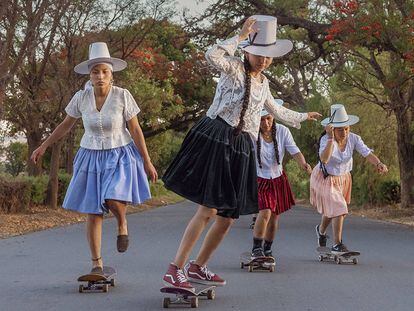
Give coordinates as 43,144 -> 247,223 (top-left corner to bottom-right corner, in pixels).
0,192 -> 183,239
2,197 -> 413,239
297,199 -> 414,227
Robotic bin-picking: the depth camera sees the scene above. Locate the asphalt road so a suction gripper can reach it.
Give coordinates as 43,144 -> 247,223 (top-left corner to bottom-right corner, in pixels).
1,201 -> 413,311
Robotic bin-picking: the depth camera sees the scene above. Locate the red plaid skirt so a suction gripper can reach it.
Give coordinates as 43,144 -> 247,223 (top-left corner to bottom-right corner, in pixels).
257,171 -> 295,215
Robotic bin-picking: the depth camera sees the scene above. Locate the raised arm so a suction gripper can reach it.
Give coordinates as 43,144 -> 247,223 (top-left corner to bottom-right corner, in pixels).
205,17 -> 257,75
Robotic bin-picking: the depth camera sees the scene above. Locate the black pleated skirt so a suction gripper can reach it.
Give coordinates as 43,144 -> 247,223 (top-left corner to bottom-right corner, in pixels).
162,116 -> 258,219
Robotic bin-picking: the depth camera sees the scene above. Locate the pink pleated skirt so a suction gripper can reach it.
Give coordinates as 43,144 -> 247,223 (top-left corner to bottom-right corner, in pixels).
309,167 -> 352,218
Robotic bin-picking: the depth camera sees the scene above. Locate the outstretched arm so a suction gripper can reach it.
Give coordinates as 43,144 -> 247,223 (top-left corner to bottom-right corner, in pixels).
292,152 -> 312,175
31,115 -> 78,164
205,17 -> 256,75
365,153 -> 388,174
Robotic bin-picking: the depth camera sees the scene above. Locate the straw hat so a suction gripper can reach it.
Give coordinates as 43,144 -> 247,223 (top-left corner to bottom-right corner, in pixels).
321,104 -> 359,127
241,15 -> 293,58
74,42 -> 127,74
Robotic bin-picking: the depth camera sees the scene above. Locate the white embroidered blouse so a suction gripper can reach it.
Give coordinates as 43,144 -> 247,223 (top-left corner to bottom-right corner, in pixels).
254,124 -> 301,179
205,35 -> 308,138
318,133 -> 372,176
65,86 -> 140,150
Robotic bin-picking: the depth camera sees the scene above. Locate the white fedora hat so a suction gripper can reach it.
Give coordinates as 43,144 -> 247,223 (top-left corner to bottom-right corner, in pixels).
74,42 -> 127,74
261,99 -> 284,116
241,15 -> 293,58
321,104 -> 359,127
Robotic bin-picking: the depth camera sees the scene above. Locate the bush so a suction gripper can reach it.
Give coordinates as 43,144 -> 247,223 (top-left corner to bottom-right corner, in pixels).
377,180 -> 401,204
20,175 -> 49,204
0,176 -> 31,213
3,142 -> 28,176
150,180 -> 170,197
284,160 -> 310,200
58,172 -> 72,205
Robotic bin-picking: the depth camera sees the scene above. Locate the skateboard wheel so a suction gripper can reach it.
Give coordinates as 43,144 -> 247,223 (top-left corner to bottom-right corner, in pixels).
79,285 -> 84,293
318,255 -> 323,262
190,297 -> 199,308
207,289 -> 215,300
335,257 -> 342,265
103,284 -> 109,292
353,258 -> 358,265
269,265 -> 275,272
110,279 -> 115,287
163,297 -> 170,308
240,262 -> 244,269
248,265 -> 253,272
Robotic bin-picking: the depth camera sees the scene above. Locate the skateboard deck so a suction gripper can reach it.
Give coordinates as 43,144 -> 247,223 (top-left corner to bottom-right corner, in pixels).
160,283 -> 216,308
240,252 -> 275,272
317,247 -> 360,264
77,266 -> 116,293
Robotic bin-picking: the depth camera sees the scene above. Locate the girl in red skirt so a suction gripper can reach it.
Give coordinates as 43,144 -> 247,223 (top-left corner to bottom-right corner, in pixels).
251,108 -> 312,260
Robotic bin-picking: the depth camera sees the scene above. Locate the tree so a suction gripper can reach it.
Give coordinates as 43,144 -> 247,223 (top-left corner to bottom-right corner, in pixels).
185,0 -> 414,208
323,0 -> 414,208
3,141 -> 27,176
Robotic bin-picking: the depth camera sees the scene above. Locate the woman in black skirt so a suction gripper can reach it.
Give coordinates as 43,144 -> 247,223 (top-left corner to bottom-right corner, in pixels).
162,15 -> 321,292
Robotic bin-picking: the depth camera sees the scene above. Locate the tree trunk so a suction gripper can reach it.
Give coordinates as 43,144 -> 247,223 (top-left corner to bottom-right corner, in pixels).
65,131 -> 74,174
27,131 -> 43,176
45,141 -> 63,209
394,106 -> 414,208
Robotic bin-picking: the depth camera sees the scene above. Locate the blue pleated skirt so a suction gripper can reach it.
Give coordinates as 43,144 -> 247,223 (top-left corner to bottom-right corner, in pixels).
63,142 -> 151,214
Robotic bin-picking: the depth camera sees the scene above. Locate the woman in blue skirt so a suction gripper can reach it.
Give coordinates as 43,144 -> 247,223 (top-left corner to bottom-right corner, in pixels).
161,16 -> 321,292
31,42 -> 157,274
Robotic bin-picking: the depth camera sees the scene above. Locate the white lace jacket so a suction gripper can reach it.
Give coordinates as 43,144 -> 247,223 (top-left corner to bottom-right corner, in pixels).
65,86 -> 140,150
205,35 -> 307,138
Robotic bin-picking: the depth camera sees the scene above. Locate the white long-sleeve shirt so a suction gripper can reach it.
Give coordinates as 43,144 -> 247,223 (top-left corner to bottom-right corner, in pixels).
205,35 -> 307,138
254,124 -> 300,178
318,133 -> 372,176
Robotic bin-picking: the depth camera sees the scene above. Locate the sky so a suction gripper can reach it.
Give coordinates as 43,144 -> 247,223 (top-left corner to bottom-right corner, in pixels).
175,0 -> 214,16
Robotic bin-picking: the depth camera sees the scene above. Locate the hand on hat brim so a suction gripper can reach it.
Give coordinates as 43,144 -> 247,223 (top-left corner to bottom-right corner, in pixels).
320,115 -> 360,127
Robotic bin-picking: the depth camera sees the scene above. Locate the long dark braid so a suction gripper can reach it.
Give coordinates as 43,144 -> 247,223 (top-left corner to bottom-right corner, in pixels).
233,57 -> 251,136
317,130 -> 329,178
271,121 -> 280,165
257,120 -> 280,169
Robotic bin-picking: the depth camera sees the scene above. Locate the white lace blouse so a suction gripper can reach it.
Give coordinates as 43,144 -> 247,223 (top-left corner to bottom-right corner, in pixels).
65,86 -> 140,150
254,124 -> 301,179
318,133 -> 372,176
205,35 -> 308,138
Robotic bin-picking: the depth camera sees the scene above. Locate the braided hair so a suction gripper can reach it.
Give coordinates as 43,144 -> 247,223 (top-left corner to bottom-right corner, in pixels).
317,130 -> 329,178
233,57 -> 251,136
257,119 -> 280,169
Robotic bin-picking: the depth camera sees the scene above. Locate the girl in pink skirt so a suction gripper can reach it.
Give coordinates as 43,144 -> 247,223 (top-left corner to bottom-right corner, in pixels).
310,104 -> 388,254
251,107 -> 312,260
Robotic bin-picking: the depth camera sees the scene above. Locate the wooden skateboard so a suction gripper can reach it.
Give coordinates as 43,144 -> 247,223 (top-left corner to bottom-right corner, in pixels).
317,247 -> 360,265
240,252 -> 275,272
77,266 -> 116,293
160,282 -> 216,308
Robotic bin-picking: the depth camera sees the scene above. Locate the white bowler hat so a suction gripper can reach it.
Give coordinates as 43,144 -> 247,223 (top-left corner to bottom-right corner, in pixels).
74,42 -> 127,74
260,99 -> 284,116
241,15 -> 293,58
321,104 -> 359,127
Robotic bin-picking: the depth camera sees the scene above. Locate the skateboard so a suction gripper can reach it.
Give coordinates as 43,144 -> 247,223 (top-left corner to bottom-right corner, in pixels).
160,282 -> 216,308
240,252 -> 275,272
77,266 -> 116,293
317,247 -> 360,265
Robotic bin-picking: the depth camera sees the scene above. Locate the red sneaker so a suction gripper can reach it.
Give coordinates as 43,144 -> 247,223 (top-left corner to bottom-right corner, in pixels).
163,263 -> 195,292
184,261 -> 226,286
